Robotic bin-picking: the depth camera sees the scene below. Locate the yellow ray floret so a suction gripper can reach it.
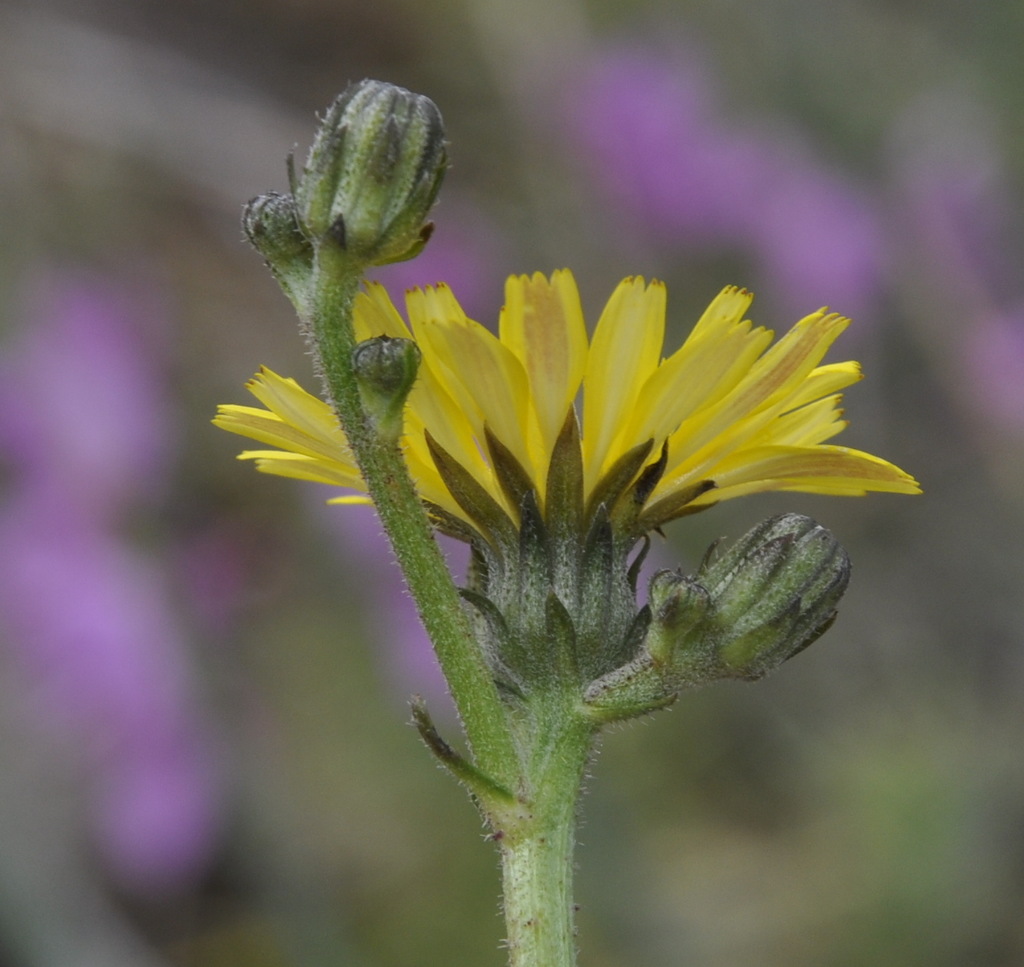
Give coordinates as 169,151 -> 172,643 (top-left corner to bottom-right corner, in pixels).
213,271 -> 920,534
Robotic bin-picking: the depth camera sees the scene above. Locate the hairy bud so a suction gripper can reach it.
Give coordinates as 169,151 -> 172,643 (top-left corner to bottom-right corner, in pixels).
292,80 -> 447,265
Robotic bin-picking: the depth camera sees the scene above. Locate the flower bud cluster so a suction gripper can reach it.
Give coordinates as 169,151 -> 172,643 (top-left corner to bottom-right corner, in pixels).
244,80 -> 447,298
583,514 -> 850,722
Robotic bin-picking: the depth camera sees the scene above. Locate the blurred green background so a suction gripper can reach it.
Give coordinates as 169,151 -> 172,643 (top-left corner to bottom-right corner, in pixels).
1,0 -> 1022,964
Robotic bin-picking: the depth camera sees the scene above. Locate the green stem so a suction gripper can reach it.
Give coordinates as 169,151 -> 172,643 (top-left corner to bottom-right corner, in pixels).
496,710 -> 593,967
308,242 -> 518,789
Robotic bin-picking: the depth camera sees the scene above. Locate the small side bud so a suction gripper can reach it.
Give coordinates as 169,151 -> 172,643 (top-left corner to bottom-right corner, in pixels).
696,513 -> 851,681
293,80 -> 447,265
242,192 -> 314,313
644,570 -> 710,665
352,335 -> 421,441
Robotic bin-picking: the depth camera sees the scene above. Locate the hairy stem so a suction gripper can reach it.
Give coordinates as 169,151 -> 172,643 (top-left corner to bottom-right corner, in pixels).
495,709 -> 593,967
308,241 -> 518,789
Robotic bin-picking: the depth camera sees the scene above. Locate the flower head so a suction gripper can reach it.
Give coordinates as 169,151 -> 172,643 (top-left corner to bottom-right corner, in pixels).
291,79 -> 447,264
214,271 -> 918,544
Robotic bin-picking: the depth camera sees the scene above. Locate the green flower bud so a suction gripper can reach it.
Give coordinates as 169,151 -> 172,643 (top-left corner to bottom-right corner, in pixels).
697,513 -> 851,681
352,335 -> 422,441
643,570 -> 710,666
293,79 -> 447,265
242,192 -> 314,314
583,515 -> 850,722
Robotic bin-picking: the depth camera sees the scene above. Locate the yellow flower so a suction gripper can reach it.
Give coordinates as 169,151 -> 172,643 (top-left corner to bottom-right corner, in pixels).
214,270 -> 919,539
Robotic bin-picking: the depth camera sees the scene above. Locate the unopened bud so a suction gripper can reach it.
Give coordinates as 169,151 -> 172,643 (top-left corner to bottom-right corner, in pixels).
242,192 -> 314,312
352,335 -> 421,440
293,80 -> 447,264
583,514 -> 851,722
697,513 -> 850,680
644,570 -> 710,665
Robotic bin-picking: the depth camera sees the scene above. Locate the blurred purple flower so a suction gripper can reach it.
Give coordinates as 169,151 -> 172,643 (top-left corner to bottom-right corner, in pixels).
888,90 -> 1009,309
0,498 -> 220,890
0,268 -> 175,521
889,90 -> 1024,432
0,267 -> 220,892
568,45 -> 884,321
174,522 -> 251,638
571,47 -> 759,242
966,310 -> 1024,432
748,141 -> 885,322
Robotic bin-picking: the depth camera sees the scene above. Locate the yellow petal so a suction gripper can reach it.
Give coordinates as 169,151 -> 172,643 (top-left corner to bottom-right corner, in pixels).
687,285 -> 755,339
214,404 -> 355,467
245,367 -> 345,443
354,283 -> 414,340
408,284 -> 533,477
406,360 -> 494,492
783,361 -> 862,411
499,270 -> 588,464
689,444 -> 922,504
583,277 -> 666,487
764,395 -> 848,447
661,310 -> 850,484
238,450 -> 365,489
617,316 -> 772,454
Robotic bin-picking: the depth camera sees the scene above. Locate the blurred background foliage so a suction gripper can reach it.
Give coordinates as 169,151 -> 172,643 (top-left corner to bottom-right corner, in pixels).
1,0 -> 1023,964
